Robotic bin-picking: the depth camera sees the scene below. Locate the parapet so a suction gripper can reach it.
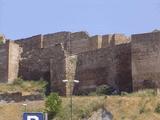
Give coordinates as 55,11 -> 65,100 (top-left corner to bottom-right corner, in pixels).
102,34 -> 129,47
15,34 -> 43,51
89,35 -> 102,49
113,34 -> 129,44
12,31 -> 130,55
102,34 -> 112,48
70,31 -> 90,41
131,31 -> 160,43
43,31 -> 71,48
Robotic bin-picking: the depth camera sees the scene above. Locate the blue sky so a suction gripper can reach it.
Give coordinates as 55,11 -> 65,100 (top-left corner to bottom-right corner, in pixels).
0,0 -> 160,39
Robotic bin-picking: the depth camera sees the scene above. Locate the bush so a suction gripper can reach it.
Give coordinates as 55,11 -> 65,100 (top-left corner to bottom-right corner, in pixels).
13,77 -> 24,85
76,89 -> 89,96
155,103 -> 160,113
96,84 -> 115,95
121,92 -> 128,96
45,92 -> 62,119
0,40 -> 3,45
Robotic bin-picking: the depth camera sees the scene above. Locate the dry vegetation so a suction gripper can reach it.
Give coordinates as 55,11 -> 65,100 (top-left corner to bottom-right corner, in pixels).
1,90 -> 160,120
0,79 -> 46,95
0,101 -> 44,120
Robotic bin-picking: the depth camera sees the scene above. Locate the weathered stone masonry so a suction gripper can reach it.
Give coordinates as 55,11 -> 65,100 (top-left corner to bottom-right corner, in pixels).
0,31 -> 159,95
132,32 -> 160,90
0,41 -> 20,83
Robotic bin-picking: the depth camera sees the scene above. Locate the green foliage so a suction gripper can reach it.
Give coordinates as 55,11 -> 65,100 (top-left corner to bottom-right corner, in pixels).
0,40 -> 3,45
88,92 -> 97,96
155,103 -> 160,113
13,77 -> 24,85
45,92 -> 62,119
96,84 -> 114,95
76,89 -> 89,96
0,77 -> 47,96
76,85 -> 115,96
120,92 -> 128,96
13,77 -> 47,94
139,106 -> 145,114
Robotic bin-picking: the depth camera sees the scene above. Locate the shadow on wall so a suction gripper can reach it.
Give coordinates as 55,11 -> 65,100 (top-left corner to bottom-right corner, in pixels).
43,71 -> 51,95
143,80 -> 157,89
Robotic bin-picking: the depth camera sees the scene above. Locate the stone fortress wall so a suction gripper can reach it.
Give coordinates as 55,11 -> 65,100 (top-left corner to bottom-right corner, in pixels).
132,32 -> 160,90
0,31 -> 159,95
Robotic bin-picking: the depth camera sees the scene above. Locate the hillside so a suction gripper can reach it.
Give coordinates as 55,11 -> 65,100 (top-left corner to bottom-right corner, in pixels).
1,90 -> 160,120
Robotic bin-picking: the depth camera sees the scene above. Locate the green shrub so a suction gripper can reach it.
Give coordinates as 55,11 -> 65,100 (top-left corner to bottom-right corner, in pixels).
13,77 -> 24,85
96,84 -> 114,95
45,92 -> 62,119
76,89 -> 89,96
88,92 -> 97,96
139,106 -> 145,114
0,41 -> 3,45
121,91 -> 128,96
155,103 -> 160,113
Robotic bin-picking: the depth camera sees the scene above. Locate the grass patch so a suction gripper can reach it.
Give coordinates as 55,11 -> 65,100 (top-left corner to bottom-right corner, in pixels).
0,78 -> 47,95
1,93 -> 160,120
122,89 -> 156,97
1,88 -> 160,120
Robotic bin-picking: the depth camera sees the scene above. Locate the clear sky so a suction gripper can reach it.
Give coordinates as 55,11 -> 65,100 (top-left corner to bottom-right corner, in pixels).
0,0 -> 160,39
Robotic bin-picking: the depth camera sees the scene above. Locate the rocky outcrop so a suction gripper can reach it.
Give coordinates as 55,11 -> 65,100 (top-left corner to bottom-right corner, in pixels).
84,108 -> 113,120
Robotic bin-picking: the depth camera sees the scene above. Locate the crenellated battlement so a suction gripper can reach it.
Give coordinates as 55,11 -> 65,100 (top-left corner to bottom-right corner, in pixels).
13,31 -> 130,55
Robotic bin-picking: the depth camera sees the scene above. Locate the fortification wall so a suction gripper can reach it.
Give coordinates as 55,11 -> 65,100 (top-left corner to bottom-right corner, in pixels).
14,32 -> 129,57
43,32 -> 70,48
18,44 -> 65,81
75,43 -> 132,92
75,47 -> 114,92
69,32 -> 90,54
0,43 -> 8,82
43,31 -> 104,54
65,55 -> 78,95
115,43 -> 132,92
0,41 -> 20,83
15,34 -> 43,52
43,31 -> 93,54
50,57 -> 66,95
132,32 -> 160,91
8,41 -> 20,83
50,54 -> 78,95
101,34 -> 129,48
113,34 -> 129,45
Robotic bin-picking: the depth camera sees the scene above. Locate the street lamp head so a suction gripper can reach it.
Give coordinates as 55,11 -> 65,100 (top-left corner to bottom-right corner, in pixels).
73,80 -> 79,83
22,103 -> 27,106
62,79 -> 79,83
62,80 -> 68,83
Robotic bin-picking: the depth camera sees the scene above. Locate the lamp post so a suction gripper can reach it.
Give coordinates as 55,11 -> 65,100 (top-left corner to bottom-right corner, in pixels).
62,79 -> 79,120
